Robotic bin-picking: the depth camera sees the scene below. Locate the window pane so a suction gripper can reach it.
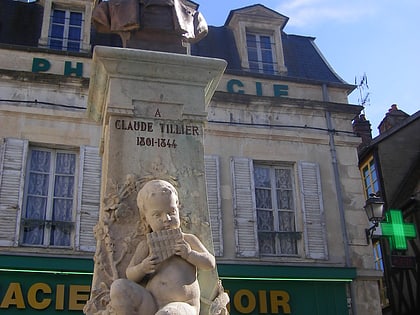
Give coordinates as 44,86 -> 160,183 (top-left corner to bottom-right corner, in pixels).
247,49 -> 258,63
277,189 -> 293,209
67,42 -> 81,52
369,159 -> 376,171
51,224 -> 71,246
50,39 -> 63,50
68,26 -> 81,41
53,199 -> 73,222
249,61 -> 259,72
275,169 -> 291,188
258,232 -> 276,254
373,181 -> 379,194
257,210 -> 274,231
52,10 -> 65,24
260,36 -> 271,49
54,176 -> 74,197
56,153 -> 76,174
25,196 -> 47,220
363,165 -> 369,178
51,25 -> 64,39
30,150 -> 51,172
263,64 -> 275,75
254,167 -> 270,187
23,224 -> 44,245
278,211 -> 295,232
255,188 -> 272,209
246,34 -> 257,48
69,12 -> 82,26
279,233 -> 297,255
28,173 -> 49,196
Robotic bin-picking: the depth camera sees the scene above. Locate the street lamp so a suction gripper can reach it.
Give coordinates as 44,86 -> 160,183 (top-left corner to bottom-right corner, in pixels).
364,193 -> 385,244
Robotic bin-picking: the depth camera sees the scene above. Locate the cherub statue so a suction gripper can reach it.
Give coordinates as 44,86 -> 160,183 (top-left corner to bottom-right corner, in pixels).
109,179 -> 216,315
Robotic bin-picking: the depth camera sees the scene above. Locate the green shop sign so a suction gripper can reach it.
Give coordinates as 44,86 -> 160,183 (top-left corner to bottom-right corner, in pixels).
218,264 -> 354,315
1,256 -> 355,314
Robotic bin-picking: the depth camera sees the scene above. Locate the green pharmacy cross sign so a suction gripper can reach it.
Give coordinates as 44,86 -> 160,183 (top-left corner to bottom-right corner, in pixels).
381,209 -> 417,251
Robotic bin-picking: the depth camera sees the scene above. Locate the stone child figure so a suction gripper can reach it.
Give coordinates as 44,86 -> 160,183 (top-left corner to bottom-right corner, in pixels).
109,180 -> 216,315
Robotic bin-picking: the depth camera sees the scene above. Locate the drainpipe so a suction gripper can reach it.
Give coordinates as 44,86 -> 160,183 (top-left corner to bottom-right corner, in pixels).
322,84 -> 357,315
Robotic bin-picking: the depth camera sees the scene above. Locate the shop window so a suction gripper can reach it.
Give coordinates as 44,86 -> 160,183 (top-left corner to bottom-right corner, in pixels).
21,147 -> 77,247
246,33 -> 276,75
48,9 -> 83,52
231,158 -> 328,260
254,164 -> 298,255
361,156 -> 379,198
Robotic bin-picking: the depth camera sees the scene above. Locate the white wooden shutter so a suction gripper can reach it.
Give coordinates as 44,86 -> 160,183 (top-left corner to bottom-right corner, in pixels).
204,155 -> 223,256
231,157 -> 258,257
298,161 -> 328,260
76,146 -> 102,252
0,138 -> 28,246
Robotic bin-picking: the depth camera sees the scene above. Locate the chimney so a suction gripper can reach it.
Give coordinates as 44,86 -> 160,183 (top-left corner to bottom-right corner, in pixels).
353,113 -> 372,153
378,104 -> 409,134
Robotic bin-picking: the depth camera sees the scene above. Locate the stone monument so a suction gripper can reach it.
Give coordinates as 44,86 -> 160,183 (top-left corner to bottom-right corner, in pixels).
84,1 -> 228,314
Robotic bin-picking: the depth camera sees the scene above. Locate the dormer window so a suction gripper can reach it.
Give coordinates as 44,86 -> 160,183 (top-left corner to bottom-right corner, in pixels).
226,4 -> 288,75
38,0 -> 92,53
49,9 -> 83,51
246,32 -> 276,74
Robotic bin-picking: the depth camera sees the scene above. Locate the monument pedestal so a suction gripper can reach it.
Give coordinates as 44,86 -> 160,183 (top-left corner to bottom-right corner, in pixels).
84,46 -> 227,315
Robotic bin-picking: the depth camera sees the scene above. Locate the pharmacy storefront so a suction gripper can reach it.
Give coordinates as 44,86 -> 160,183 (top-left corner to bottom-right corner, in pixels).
1,255 -> 355,314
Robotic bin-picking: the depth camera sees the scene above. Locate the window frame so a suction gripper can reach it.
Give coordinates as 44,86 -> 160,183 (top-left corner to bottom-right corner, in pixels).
253,163 -> 300,257
246,32 -> 277,75
231,157 -> 328,260
48,8 -> 84,52
20,146 -> 79,248
360,156 -> 379,198
38,0 -> 92,53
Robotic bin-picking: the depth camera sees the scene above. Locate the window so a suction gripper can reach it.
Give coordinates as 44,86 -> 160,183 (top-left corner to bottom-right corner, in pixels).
227,5 -> 288,75
373,241 -> 390,307
21,148 -> 77,247
254,165 -> 298,255
361,157 -> 379,197
48,9 -> 83,52
231,158 -> 328,260
0,138 -> 101,251
246,33 -> 276,74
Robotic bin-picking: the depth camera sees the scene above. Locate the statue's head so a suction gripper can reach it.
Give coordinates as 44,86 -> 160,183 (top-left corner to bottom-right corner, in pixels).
137,180 -> 181,232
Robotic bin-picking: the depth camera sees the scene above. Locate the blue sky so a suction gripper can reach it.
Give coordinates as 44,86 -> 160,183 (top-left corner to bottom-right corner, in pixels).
199,0 -> 419,136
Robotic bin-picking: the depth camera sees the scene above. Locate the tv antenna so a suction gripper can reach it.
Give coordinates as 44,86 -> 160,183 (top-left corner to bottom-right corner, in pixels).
354,73 -> 370,111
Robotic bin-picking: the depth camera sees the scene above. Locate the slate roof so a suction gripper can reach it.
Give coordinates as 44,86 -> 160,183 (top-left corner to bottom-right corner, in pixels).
0,0 -> 351,87
192,26 -> 350,87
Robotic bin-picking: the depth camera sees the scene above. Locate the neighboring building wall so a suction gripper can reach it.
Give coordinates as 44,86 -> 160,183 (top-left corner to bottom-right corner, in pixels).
357,110 -> 420,314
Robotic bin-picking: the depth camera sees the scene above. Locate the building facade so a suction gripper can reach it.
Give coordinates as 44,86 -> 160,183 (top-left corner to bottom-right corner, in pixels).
0,1 -> 382,314
355,106 -> 420,315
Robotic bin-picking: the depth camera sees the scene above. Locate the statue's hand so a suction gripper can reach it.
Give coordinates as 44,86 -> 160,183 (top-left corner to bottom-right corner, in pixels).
140,255 -> 159,274
174,239 -> 191,260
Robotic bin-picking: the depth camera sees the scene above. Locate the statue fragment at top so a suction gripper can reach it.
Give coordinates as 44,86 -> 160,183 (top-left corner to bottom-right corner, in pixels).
92,0 -> 208,52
